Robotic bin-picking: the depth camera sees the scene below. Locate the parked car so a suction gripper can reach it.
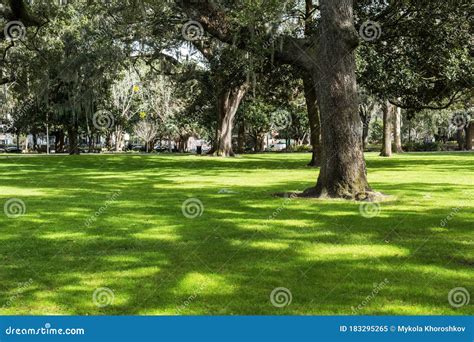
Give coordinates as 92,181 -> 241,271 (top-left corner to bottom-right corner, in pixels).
131,145 -> 146,152
5,146 -> 22,153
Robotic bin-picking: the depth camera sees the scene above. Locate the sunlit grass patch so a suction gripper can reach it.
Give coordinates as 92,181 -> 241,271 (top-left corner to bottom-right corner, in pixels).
0,152 -> 472,315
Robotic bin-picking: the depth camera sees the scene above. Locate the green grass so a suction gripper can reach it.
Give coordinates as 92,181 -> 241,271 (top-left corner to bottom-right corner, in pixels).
0,152 -> 472,315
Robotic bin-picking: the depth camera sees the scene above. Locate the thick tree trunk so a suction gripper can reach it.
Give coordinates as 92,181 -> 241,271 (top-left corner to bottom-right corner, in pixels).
54,130 -> 65,152
209,83 -> 248,157
380,101 -> 393,157
68,125 -> 80,155
393,106 -> 403,153
303,74 -> 322,167
304,0 -> 372,199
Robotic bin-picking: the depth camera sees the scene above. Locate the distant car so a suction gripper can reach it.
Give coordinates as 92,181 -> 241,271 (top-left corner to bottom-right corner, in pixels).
269,143 -> 287,152
131,145 -> 146,152
0,148 -> 5,153
5,147 -> 22,153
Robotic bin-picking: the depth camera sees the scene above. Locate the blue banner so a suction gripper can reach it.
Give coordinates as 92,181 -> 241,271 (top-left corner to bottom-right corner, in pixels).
0,316 -> 472,341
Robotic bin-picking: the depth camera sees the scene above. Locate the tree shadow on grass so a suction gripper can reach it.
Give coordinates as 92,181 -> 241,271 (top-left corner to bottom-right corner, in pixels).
0,154 -> 472,315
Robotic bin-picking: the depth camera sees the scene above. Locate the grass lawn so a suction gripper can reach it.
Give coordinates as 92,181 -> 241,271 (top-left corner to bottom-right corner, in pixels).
0,152 -> 472,315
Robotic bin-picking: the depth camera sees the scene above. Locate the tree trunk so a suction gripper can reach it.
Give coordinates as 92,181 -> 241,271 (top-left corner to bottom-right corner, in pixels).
393,105 -> 403,153
68,125 -> 80,155
303,74 -> 322,167
237,120 -> 245,154
32,132 -> 38,151
380,100 -> 393,157
304,0 -> 372,200
209,83 -> 248,157
359,105 -> 371,150
466,123 -> 473,150
456,129 -> 465,150
115,127 -> 124,152
255,133 -> 265,152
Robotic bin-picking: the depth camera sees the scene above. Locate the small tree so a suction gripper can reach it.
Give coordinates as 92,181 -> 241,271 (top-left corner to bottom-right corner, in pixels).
133,119 -> 159,153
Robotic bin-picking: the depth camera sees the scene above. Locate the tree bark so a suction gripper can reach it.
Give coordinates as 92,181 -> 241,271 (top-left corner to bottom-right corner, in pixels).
209,82 -> 248,157
304,0 -> 372,199
303,74 -> 322,167
237,119 -> 245,154
380,100 -> 393,157
393,106 -> 403,153
115,127 -> 124,152
359,104 -> 371,150
68,124 -> 80,155
466,123 -> 473,150
456,129 -> 465,150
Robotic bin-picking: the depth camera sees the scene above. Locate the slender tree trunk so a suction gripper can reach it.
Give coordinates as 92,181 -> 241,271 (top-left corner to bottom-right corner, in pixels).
237,119 -> 245,154
466,123 -> 473,150
456,129 -> 465,150
393,105 -> 403,153
304,0 -> 372,199
254,133 -> 265,152
115,127 -> 124,152
380,101 -> 393,157
303,0 -> 322,167
32,132 -> 38,151
359,105 -> 371,150
303,74 -> 322,167
209,83 -> 248,157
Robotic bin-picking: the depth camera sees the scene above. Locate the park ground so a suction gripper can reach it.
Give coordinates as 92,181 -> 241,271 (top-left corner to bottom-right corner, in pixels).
0,152 -> 472,315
